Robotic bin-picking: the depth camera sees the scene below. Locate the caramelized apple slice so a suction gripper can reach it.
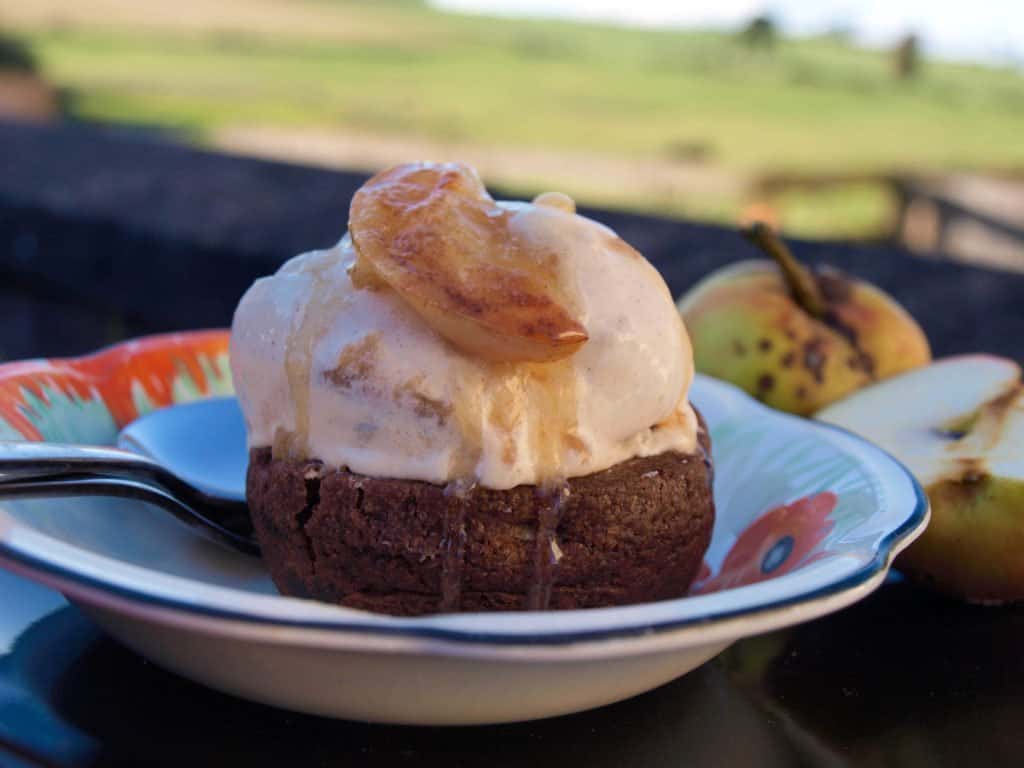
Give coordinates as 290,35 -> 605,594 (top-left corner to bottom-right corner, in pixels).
349,162 -> 588,363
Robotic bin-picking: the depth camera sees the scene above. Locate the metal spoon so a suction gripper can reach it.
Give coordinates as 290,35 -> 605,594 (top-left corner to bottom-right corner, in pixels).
0,398 -> 258,555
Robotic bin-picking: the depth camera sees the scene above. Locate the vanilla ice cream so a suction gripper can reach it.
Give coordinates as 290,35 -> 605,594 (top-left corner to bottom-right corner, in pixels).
231,164 -> 698,490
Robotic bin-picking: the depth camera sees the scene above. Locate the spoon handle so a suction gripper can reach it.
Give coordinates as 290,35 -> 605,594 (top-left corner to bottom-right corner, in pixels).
0,474 -> 259,555
0,441 -> 164,483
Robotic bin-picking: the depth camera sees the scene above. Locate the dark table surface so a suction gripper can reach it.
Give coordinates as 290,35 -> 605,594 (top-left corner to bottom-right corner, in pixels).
1,121 -> 1023,767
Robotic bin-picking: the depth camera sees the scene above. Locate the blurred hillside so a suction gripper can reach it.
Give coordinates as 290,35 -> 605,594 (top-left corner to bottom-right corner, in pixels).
2,0 -> 1024,240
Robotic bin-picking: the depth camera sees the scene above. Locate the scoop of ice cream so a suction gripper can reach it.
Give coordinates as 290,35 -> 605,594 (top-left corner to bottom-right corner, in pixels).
230,163 -> 698,490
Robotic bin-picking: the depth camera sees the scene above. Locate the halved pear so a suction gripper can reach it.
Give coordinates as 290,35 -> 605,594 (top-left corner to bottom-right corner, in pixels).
348,162 -> 588,363
817,355 -> 1024,602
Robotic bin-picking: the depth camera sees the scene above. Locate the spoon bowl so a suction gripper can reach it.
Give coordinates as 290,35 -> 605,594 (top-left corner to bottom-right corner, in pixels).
118,397 -> 248,503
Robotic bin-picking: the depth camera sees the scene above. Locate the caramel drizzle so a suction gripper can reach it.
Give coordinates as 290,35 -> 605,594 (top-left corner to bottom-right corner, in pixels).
274,252 -> 346,460
437,375 -> 483,614
439,479 -> 473,612
527,480 -> 570,611
522,358 -> 577,611
438,356 -> 580,612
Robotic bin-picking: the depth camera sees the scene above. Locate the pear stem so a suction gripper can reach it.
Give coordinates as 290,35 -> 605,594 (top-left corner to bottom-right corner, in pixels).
742,222 -> 827,320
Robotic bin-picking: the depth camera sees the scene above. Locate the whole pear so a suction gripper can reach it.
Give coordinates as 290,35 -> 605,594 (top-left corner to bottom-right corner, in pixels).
818,356 -> 1024,603
677,224 -> 931,415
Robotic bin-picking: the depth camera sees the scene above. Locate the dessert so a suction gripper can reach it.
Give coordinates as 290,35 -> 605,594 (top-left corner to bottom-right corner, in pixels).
231,162 -> 714,615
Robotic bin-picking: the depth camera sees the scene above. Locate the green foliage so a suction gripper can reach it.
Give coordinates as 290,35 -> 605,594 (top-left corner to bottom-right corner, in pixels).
10,2 -> 1024,236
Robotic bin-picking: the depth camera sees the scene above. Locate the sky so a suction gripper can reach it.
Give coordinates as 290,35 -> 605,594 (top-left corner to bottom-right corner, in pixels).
432,0 -> 1024,67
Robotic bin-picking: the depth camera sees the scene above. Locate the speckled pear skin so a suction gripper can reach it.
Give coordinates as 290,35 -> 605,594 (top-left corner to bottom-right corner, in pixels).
678,260 -> 931,416
900,476 -> 1024,603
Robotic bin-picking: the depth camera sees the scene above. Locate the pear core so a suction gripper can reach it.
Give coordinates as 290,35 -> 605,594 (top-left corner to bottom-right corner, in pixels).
817,355 -> 1024,602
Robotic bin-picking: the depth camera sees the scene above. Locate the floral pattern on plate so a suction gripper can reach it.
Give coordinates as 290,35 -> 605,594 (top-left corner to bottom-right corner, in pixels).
695,492 -> 837,594
0,331 -> 231,444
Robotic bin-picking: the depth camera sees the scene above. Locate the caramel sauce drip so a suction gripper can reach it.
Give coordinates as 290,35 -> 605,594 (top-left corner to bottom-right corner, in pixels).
439,478 -> 474,612
449,375 -> 486,481
439,507 -> 467,612
274,252 -> 347,460
523,358 -> 581,477
440,354 -> 581,612
436,378 -> 485,613
527,481 -> 570,611
513,359 -> 579,611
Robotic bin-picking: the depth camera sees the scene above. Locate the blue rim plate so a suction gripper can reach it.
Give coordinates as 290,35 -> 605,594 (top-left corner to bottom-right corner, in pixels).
0,354 -> 928,651
0,332 -> 929,722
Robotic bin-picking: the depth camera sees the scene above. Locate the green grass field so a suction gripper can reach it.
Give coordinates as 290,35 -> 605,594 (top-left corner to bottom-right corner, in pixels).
6,0 -> 1024,236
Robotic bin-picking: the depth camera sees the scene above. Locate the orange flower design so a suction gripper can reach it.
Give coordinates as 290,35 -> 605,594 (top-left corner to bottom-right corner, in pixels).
0,330 -> 230,441
695,491 -> 838,594
66,331 -> 230,427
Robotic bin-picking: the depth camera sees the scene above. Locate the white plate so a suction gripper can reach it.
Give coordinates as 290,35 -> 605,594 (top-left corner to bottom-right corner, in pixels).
0,374 -> 927,724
